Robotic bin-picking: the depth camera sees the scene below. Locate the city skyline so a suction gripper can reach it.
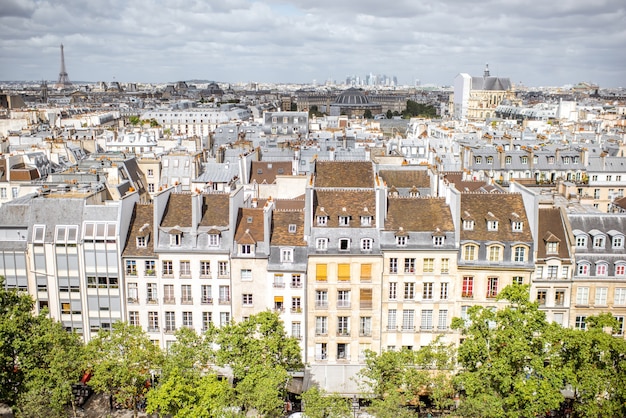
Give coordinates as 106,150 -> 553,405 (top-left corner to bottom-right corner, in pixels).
0,0 -> 625,88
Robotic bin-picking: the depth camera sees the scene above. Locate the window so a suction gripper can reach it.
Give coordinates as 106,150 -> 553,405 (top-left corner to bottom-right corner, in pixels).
616,264 -> 626,277
575,235 -> 587,248
136,236 -> 146,247
595,287 -> 608,306
505,156 -> 512,165
423,258 -> 434,273
577,262 -> 590,276
127,283 -> 138,302
438,310 -> 448,330
163,260 -> 173,276
148,312 -> 159,332
147,169 -> 154,177
389,282 -> 397,300
402,310 -> 415,331
220,312 -> 230,327
315,290 -> 328,308
462,276 -> 474,297
595,263 -> 608,276
575,287 -> 589,305
546,242 -> 558,254
170,233 -> 182,246
389,258 -> 398,274
129,311 -> 139,326
593,189 -> 600,199
396,235 -> 407,246
404,258 -> 415,273
292,322 -> 301,339
423,282 -> 433,300
291,274 -> 302,288
613,236 -> 624,249
163,284 -> 175,304
487,277 -> 498,298
241,244 -> 252,254
361,238 -> 373,251
441,258 -> 449,273
316,238 -> 328,251
317,216 -> 328,226
240,269 -> 252,281
291,297 -> 301,312
440,282 -> 449,299
316,264 -> 327,281
561,266 -> 569,279
615,288 -> 626,306
475,156 -> 482,164
200,261 -> 211,277
361,216 -> 372,226
281,248 -> 293,262
433,236 -> 444,247
463,220 -> 474,230
593,235 -> 605,249
360,317 -> 372,336
555,290 -> 565,307
487,220 -> 499,231
338,290 -> 350,308
242,294 -> 253,306
521,156 -> 528,164
218,285 -> 230,304
387,309 -> 397,331
147,183 -> 155,193
180,261 -> 191,276
201,285 -> 212,304
339,216 -> 350,226
537,290 -> 547,306
463,244 -> 478,261
513,246 -> 526,262
209,234 -> 220,247
315,316 -> 328,335
126,260 -> 137,276
404,283 -> 415,300
421,309 -> 433,330
512,221 -> 523,231
547,266 -> 558,279
339,238 -> 350,251
0,188 -> 5,199
218,261 -> 228,277
147,283 -> 157,302
575,316 -> 586,330
486,156 -> 493,164
360,264 -> 372,281
337,317 -> 350,336
315,343 -> 328,360
181,285 -> 192,304
488,246 -> 502,262
165,312 -> 176,332
202,312 -> 212,330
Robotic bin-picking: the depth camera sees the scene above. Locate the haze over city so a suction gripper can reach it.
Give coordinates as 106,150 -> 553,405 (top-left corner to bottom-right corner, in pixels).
1,0 -> 625,87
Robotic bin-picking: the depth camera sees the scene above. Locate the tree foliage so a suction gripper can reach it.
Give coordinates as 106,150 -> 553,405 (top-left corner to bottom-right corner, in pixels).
402,100 -> 437,118
300,386 -> 351,418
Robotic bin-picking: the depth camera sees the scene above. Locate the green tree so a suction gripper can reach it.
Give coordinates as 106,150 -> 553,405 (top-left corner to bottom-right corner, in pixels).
386,109 -> 393,119
451,285 -> 567,418
214,311 -> 302,416
363,109 -> 373,119
560,313 -> 626,417
128,115 -> 140,126
403,100 -> 437,118
85,322 -> 163,418
300,386 -> 351,418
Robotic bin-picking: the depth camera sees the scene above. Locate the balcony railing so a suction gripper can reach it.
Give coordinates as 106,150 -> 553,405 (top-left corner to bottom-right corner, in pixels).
337,330 -> 351,337
386,325 -> 398,331
201,297 -> 213,304
163,297 -> 175,304
146,298 -> 158,304
315,301 -> 328,309
315,331 -> 328,337
401,326 -> 415,332
181,298 -> 193,305
290,308 -> 302,314
219,298 -> 231,305
337,301 -> 351,309
290,282 -> 302,288
273,282 -> 285,288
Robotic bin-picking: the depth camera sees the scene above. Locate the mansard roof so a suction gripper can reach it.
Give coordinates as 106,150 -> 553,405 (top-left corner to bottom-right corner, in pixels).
122,203 -> 155,257
200,193 -> 230,227
314,160 -> 375,188
460,192 -> 533,242
160,193 -> 192,228
313,189 -> 376,227
270,210 -> 306,247
385,197 -> 454,233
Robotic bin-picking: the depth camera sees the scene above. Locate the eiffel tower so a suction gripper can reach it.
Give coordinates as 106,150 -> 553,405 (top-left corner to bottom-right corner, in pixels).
55,44 -> 72,89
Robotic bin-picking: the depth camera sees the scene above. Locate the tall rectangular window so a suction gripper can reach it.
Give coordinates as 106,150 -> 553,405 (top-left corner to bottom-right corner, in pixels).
423,258 -> 434,273
576,287 -> 589,305
201,285 -> 212,304
181,285 -> 192,304
180,261 -> 191,276
338,264 -> 350,281
315,290 -> 328,308
404,282 -> 415,300
423,282 -> 433,300
200,261 -> 211,277
315,316 -> 328,335
219,285 -> 230,304
441,258 -> 449,273
387,309 -> 397,331
595,287 -> 608,306
402,309 -> 414,331
389,258 -> 398,274
421,309 -> 433,330
202,312 -> 212,330
462,276 -> 473,297
404,258 -> 415,273
440,282 -> 449,300
316,264 -> 327,281
389,282 -> 397,300
438,310 -> 448,330
487,277 -> 498,298
163,284 -> 175,304
359,317 -> 372,336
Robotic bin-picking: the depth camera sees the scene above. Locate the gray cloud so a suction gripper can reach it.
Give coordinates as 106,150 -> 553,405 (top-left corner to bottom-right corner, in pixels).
0,0 -> 624,87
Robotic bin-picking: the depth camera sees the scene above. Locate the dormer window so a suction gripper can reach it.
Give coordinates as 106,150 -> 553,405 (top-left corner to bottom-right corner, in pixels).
613,235 -> 624,249
136,236 -> 147,247
316,238 -> 328,251
288,224 -> 297,233
241,244 -> 253,254
475,156 -> 482,164
170,232 -> 182,246
339,238 -> 350,251
209,233 -> 220,247
339,216 -> 350,226
593,236 -> 605,249
433,236 -> 444,247
548,156 -> 555,164
505,156 -> 512,165
486,156 -> 493,164
575,235 -> 587,248
33,225 -> 45,244
546,242 -> 558,254
317,216 -> 328,226
396,236 -> 407,247
487,220 -> 499,231
360,216 -> 372,226
511,220 -> 523,231
521,156 -> 528,164
463,220 -> 474,231
281,248 -> 293,262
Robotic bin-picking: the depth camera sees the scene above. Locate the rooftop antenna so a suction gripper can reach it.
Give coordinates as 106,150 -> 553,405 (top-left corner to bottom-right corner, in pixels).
55,44 -> 72,89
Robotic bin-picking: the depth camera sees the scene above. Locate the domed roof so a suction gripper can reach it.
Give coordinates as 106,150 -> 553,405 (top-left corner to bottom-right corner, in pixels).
334,88 -> 370,105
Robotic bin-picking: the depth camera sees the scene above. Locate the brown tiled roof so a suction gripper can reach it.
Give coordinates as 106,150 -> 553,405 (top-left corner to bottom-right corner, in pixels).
313,190 -> 376,227
161,193 -> 192,227
379,169 -> 430,188
443,171 -> 490,192
270,210 -> 306,246
537,207 -> 571,259
200,193 -> 230,227
460,193 -> 533,242
234,208 -> 265,244
615,196 -> 626,210
122,203 -> 155,257
274,198 -> 306,211
385,197 -> 454,232
314,161 -> 375,188
249,161 -> 292,184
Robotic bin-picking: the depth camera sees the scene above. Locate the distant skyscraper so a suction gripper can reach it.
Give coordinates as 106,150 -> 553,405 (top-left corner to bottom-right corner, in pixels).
55,44 -> 72,89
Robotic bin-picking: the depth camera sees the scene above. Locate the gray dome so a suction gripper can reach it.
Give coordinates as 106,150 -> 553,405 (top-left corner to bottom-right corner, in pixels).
334,88 -> 370,105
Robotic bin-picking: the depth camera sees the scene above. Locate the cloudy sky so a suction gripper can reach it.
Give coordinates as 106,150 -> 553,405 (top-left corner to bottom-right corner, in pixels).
1,0 -> 625,87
